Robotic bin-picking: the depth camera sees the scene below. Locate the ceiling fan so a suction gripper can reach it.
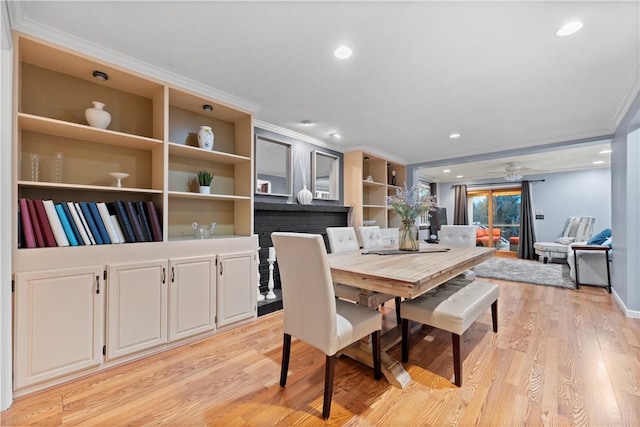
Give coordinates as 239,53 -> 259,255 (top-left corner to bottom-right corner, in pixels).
503,162 -> 524,181
485,162 -> 530,181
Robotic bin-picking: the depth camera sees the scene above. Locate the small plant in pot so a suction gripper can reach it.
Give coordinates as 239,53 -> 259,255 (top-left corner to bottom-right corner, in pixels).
196,170 -> 214,194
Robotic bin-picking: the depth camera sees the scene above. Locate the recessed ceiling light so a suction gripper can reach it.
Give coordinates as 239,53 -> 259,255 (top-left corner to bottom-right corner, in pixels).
456,175 -> 463,178
449,133 -> 461,139
202,104 -> 214,112
599,149 -> 612,154
443,169 -> 451,173
334,46 -> 353,59
300,120 -> 313,126
330,132 -> 341,139
593,160 -> 604,165
556,21 -> 583,37
92,70 -> 108,81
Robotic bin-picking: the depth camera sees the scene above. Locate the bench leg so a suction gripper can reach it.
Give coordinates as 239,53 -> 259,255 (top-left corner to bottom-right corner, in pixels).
491,300 -> 498,333
401,318 -> 409,363
452,333 -> 462,387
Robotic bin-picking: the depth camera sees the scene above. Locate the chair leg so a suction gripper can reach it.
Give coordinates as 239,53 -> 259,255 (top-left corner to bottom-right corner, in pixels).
322,354 -> 336,420
280,334 -> 291,387
395,297 -> 402,325
371,330 -> 381,380
402,318 -> 410,363
452,333 -> 462,387
491,300 -> 498,333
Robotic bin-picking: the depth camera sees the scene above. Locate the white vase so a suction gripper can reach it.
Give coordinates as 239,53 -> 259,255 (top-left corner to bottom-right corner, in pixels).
197,126 -> 214,150
297,185 -> 313,205
85,101 -> 111,129
199,185 -> 210,194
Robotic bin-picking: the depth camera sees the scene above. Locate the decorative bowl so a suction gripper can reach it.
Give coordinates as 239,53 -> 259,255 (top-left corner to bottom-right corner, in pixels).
109,172 -> 129,188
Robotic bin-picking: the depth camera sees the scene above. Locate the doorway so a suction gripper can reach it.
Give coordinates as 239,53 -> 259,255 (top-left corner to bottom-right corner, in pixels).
468,188 -> 521,253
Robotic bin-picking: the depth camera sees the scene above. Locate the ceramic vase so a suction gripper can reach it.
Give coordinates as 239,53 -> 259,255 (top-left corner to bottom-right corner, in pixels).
199,185 -> 210,194
296,185 -> 313,205
197,126 -> 214,150
85,101 -> 111,129
399,220 -> 419,251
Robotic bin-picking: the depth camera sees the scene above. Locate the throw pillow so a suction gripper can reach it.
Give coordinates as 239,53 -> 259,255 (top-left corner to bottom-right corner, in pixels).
587,228 -> 612,245
603,237 -> 613,248
555,237 -> 575,245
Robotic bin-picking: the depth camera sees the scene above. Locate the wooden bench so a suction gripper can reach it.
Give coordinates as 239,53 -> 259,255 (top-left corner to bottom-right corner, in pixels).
401,280 -> 499,386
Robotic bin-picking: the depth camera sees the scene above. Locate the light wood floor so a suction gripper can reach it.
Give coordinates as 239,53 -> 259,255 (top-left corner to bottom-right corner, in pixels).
2,279 -> 638,426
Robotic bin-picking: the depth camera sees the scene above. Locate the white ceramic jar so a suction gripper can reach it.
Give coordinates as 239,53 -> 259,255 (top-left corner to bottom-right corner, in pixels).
296,185 -> 313,205
85,101 -> 111,129
197,126 -> 214,150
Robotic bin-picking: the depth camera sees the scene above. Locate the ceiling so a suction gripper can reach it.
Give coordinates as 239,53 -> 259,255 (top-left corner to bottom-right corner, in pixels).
417,140 -> 611,183
8,1 -> 639,168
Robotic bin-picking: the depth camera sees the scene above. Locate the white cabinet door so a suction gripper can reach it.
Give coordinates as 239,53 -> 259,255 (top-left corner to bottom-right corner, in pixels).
168,256 -> 216,342
106,259 -> 168,360
14,266 -> 103,390
217,251 -> 256,327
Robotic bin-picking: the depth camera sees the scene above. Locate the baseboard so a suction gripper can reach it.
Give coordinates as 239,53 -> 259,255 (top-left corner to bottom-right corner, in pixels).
612,288 -> 640,319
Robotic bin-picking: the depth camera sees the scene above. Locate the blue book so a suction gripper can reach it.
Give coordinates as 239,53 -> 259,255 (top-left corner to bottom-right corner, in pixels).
55,203 -> 79,246
79,202 -> 104,244
60,202 -> 84,245
88,202 -> 111,244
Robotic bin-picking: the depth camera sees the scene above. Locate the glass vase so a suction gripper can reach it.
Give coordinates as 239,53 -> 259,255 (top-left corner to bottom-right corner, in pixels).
399,220 -> 419,251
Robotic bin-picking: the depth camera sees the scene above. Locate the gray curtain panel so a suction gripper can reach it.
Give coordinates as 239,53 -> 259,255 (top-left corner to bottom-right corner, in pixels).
518,181 -> 536,259
453,184 -> 469,225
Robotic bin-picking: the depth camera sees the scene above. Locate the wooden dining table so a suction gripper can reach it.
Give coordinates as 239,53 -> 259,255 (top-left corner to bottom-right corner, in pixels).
328,243 -> 495,388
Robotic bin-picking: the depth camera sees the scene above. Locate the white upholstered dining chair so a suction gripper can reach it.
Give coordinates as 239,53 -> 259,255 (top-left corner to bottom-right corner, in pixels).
438,225 -> 477,281
271,232 -> 382,420
326,227 -> 402,324
358,226 -> 385,250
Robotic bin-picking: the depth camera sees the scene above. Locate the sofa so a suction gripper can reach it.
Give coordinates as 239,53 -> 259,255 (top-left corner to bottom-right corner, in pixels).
534,216 -> 595,263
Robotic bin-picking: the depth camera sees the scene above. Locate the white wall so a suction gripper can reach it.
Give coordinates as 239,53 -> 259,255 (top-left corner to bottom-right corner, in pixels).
437,168 -> 612,242
0,0 -> 12,410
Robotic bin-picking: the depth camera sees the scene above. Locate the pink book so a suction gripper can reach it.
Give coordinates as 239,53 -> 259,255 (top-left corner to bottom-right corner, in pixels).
19,198 -> 36,248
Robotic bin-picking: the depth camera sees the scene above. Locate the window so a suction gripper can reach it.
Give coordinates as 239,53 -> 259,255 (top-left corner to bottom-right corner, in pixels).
468,188 -> 521,252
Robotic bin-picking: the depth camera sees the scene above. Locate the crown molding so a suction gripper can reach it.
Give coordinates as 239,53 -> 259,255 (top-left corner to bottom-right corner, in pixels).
254,119 -> 344,152
8,3 -> 260,114
1,1 -> 13,51
613,65 -> 640,132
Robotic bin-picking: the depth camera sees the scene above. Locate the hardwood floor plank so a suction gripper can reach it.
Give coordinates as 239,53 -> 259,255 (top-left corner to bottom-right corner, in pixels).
2,279 -> 639,426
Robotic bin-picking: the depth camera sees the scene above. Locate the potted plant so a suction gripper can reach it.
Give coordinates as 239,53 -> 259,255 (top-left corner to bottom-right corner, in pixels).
196,170 -> 214,194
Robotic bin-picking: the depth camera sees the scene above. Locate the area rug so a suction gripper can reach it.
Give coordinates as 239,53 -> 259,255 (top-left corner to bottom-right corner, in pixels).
474,257 -> 576,289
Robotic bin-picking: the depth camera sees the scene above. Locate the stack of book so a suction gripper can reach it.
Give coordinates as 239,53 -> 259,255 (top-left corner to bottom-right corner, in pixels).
18,199 -> 163,248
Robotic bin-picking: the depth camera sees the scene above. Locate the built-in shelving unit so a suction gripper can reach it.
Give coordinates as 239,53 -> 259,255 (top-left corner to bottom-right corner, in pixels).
344,150 -> 406,228
11,33 -> 258,397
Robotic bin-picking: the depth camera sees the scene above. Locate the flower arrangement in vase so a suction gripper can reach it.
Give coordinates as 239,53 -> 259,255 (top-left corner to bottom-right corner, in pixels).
387,184 -> 437,251
196,170 -> 214,194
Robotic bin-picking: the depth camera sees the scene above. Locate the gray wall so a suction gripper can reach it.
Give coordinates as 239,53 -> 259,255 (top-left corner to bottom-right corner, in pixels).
436,168 -> 612,242
253,127 -> 344,206
611,94 -> 640,315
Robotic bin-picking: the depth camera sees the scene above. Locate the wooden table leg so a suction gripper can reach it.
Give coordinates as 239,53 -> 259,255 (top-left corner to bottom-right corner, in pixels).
339,344 -> 411,388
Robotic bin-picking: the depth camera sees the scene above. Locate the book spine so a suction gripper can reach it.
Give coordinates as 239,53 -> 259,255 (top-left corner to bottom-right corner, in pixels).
80,202 -> 103,244
34,199 -> 57,247
67,202 -> 91,245
26,199 -> 45,247
19,198 -> 36,248
125,200 -> 146,242
97,202 -> 120,243
55,203 -> 79,246
43,200 -> 70,247
146,200 -> 163,242
109,201 -> 136,243
88,202 -> 111,244
136,201 -> 153,242
60,202 -> 84,245
75,203 -> 96,245
110,214 -> 126,243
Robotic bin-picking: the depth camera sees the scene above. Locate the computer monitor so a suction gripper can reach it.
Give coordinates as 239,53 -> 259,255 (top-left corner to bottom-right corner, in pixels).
430,207 -> 447,236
